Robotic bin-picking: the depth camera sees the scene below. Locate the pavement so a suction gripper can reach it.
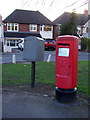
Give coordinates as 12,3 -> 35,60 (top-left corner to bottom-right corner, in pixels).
2,89 -> 89,118
1,51 -> 89,119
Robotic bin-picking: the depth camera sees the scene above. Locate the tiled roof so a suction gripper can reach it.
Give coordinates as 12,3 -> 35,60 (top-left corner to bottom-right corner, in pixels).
3,9 -> 52,25
4,31 -> 42,38
53,12 -> 89,25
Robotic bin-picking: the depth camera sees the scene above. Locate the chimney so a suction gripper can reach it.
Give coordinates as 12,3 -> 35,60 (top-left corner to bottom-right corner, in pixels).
84,9 -> 88,15
89,0 -> 90,15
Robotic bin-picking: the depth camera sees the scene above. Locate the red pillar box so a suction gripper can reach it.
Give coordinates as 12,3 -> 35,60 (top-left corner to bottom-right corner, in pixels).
55,35 -> 79,103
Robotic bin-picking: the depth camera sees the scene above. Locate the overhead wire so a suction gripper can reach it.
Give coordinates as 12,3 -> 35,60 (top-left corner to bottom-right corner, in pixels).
21,0 -> 88,10
20,0 -> 89,20
57,0 -> 88,13
74,0 -> 88,11
64,0 -> 80,8
50,0 -> 55,6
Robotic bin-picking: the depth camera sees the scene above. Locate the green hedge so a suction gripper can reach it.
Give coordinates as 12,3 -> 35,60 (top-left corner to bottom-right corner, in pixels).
81,37 -> 90,51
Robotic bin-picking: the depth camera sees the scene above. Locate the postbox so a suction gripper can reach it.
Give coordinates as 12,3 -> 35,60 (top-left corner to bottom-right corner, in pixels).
55,35 -> 79,103
23,36 -> 44,61
23,36 -> 44,88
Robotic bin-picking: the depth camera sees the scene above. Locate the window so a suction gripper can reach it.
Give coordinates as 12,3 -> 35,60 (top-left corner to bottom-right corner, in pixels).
7,40 -> 10,46
29,24 -> 37,31
83,27 -> 86,33
77,27 -> 81,34
7,23 -> 18,31
6,40 -> 19,46
40,25 -> 52,31
44,25 -> 48,31
44,25 -> 52,31
10,40 -> 15,46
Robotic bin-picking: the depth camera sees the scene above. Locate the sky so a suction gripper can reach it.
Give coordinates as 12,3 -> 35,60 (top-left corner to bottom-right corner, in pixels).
0,0 -> 88,21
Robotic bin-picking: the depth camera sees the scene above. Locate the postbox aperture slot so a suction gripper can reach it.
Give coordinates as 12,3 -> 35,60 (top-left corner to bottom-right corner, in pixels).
58,43 -> 70,46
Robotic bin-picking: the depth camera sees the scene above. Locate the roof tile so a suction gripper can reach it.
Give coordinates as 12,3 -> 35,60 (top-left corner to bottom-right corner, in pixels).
3,9 -> 52,25
53,12 -> 89,25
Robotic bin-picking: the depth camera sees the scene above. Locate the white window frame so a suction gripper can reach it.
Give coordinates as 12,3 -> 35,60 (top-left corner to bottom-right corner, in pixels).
83,27 -> 87,33
7,23 -> 19,31
40,25 -> 53,32
6,40 -> 19,46
29,24 -> 37,31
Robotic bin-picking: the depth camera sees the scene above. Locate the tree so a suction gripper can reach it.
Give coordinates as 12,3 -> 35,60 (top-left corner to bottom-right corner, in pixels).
60,12 -> 78,36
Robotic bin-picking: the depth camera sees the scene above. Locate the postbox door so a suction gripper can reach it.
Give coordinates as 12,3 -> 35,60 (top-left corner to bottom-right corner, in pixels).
56,44 -> 73,89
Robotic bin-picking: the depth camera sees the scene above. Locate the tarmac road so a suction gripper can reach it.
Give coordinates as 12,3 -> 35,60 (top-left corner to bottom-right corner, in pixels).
2,90 -> 89,118
0,51 -> 90,64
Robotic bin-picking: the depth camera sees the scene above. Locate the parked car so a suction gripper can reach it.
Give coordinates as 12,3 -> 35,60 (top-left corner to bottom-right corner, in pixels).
45,39 -> 56,50
18,40 -> 24,51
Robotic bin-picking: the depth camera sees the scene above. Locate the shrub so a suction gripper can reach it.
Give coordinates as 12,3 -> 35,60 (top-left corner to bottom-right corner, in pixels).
60,12 -> 78,36
81,37 -> 90,51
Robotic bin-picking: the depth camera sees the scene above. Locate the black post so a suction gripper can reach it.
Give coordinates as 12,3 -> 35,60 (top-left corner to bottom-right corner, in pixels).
2,42 -> 3,52
31,61 -> 35,88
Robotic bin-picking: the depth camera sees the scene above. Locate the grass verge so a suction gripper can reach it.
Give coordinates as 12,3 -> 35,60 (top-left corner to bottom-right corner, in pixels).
2,61 -> 89,96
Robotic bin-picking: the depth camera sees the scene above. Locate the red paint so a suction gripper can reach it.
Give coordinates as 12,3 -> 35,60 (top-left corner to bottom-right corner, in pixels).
56,35 -> 79,89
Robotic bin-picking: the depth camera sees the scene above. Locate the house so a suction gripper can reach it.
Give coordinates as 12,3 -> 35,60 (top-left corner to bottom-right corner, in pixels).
83,19 -> 90,38
0,15 -> 4,52
3,9 -> 53,52
53,11 -> 90,39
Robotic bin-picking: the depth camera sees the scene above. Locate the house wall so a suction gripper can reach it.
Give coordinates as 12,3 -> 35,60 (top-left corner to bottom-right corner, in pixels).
4,23 -> 41,32
37,24 -> 40,32
0,23 -> 2,52
19,24 -> 41,32
4,37 -> 22,52
83,20 -> 90,38
4,23 -> 7,31
3,22 -> 54,52
19,23 -> 53,39
19,23 -> 29,32
53,25 -> 59,40
0,15 -> 4,52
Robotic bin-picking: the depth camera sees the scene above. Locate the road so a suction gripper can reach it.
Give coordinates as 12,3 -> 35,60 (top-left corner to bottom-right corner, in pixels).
0,51 -> 89,64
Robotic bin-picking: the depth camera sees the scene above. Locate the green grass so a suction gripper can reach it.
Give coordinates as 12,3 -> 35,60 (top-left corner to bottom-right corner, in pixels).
2,62 -> 55,85
77,61 -> 89,96
2,61 -> 89,96
36,62 -> 55,84
2,64 -> 31,84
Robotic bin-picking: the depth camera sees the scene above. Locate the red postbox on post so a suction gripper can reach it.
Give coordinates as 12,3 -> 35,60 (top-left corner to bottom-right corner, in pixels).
55,35 -> 79,103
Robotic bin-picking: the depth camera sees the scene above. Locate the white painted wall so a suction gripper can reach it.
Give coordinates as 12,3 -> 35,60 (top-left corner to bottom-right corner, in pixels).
40,25 -> 53,39
40,31 -> 53,39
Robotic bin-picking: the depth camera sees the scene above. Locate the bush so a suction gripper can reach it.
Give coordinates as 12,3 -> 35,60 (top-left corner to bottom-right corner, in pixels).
81,37 -> 90,51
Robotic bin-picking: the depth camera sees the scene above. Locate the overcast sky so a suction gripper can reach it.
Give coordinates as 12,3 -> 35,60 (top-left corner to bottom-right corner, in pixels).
0,0 -> 88,21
